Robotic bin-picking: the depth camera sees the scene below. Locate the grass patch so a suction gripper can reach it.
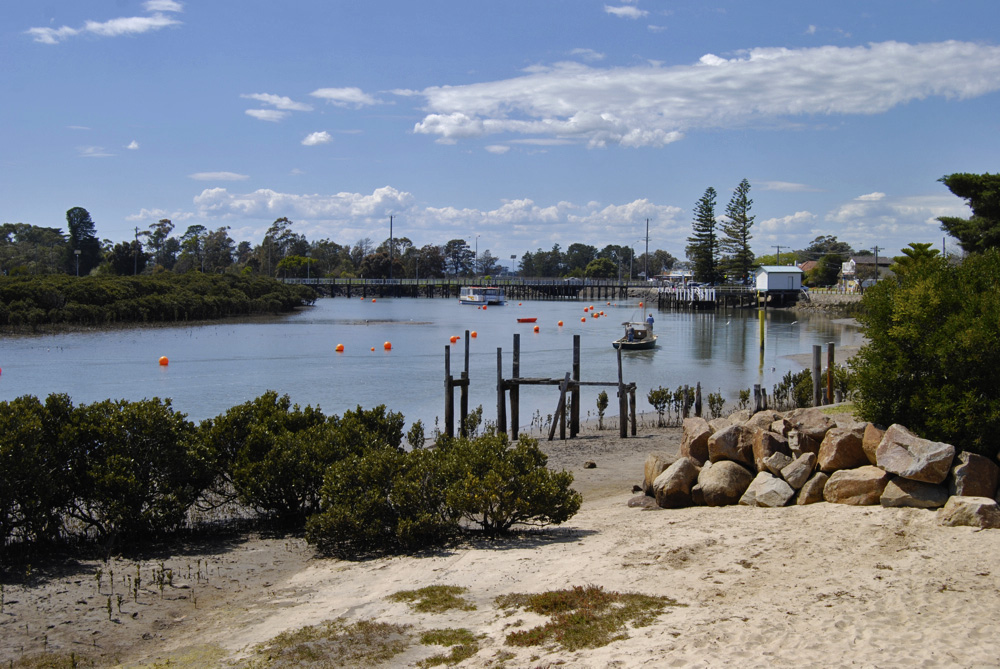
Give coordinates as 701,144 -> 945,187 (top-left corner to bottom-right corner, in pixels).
239,618 -> 411,668
7,653 -> 102,668
495,584 -> 683,651
388,585 -> 476,613
418,628 -> 480,667
820,402 -> 857,417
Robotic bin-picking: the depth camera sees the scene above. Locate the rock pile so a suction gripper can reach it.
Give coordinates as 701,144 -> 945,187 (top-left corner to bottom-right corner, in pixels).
635,408 -> 1000,529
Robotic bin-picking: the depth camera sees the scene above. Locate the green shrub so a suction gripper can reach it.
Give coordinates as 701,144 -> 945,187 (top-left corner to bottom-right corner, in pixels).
707,391 -> 725,419
66,398 -> 211,545
0,394 -> 75,549
853,248 -> 1000,457
439,434 -> 581,537
596,391 -> 609,430
647,387 -> 671,427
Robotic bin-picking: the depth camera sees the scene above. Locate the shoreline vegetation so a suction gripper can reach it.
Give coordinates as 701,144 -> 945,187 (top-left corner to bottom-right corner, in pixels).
0,273 -> 316,335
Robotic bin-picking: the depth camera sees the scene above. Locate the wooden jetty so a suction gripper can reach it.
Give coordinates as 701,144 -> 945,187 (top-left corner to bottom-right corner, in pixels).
285,277 -> 648,301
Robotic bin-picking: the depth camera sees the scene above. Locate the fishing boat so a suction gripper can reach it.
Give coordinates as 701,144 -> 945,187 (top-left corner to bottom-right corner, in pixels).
613,321 -> 657,350
458,286 -> 506,306
516,317 -> 537,323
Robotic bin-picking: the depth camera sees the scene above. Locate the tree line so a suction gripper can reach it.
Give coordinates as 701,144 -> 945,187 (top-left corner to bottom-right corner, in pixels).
0,272 -> 314,329
2,207 -> 682,282
1,392 -> 580,562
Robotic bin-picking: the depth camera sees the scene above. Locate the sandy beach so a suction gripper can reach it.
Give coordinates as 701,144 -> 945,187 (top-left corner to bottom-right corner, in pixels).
4,412 -> 1000,668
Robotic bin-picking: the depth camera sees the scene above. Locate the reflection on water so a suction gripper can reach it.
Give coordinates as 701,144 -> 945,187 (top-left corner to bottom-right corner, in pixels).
0,298 -> 863,428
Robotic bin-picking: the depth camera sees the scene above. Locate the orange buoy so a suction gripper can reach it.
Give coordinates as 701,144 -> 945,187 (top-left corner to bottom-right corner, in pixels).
483,305 -> 487,310
639,301 -> 644,307
533,325 -> 540,333
606,301 -> 611,306
519,302 -> 522,306
335,344 -> 344,352
450,335 -> 459,343
558,320 -> 564,327
371,347 -> 375,351
581,317 -> 586,323
158,356 -> 169,366
383,341 -> 392,350
471,331 -> 478,338
583,307 -> 589,312
372,298 -> 376,303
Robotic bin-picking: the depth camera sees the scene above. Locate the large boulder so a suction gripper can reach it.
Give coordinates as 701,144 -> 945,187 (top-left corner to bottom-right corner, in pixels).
950,452 -> 1000,498
707,424 -> 756,469
652,457 -> 701,509
699,460 -> 754,507
643,452 -> 677,496
784,408 -> 836,442
796,472 -> 829,505
862,423 -> 885,466
876,424 -> 955,484
782,452 -> 817,490
753,430 -> 791,473
817,426 -> 868,472
740,472 -> 795,508
823,466 -> 892,505
938,496 -> 1000,529
745,410 -> 781,434
787,430 -> 821,457
880,477 -> 949,509
763,451 -> 794,477
679,417 -> 713,465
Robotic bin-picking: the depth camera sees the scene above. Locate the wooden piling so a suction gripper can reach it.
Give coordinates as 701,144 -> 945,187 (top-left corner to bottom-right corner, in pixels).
812,345 -> 823,407
695,382 -> 702,418
496,347 -> 507,435
511,334 -> 520,440
827,342 -> 835,405
617,347 -> 627,438
571,335 -> 581,438
444,345 -> 454,438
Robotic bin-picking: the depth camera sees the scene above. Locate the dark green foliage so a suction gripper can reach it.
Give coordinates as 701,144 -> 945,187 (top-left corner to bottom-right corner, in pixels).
647,387 -> 671,427
439,434 -> 581,537
0,272 -> 313,329
937,173 -> 1000,253
0,395 -> 75,550
685,187 -> 721,283
65,207 -> 102,275
707,391 -> 725,419
853,248 -> 1000,457
596,390 -> 609,429
771,369 -> 813,410
65,398 -> 212,544
306,433 -> 581,556
720,179 -> 755,282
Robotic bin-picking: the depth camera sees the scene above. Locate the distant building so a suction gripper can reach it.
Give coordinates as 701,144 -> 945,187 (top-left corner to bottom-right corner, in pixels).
754,265 -> 804,292
840,255 -> 894,291
797,260 -> 818,274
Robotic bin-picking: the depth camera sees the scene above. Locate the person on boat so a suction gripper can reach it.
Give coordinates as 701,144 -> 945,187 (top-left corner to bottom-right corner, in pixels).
646,313 -> 654,330
626,324 -> 635,342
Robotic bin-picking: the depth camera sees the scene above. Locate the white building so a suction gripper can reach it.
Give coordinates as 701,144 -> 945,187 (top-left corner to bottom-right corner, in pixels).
754,265 -> 804,291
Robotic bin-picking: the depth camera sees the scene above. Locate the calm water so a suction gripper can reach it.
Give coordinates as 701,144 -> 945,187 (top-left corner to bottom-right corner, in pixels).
0,297 -> 863,428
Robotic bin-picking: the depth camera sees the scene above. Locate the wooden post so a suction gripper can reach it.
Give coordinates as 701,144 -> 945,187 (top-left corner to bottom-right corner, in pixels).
511,334 -> 520,440
444,345 -> 454,438
629,385 -> 637,436
682,384 -> 690,419
617,346 -> 627,438
827,342 -> 835,404
496,347 -> 507,436
459,330 -> 470,437
761,386 -> 768,410
571,335 -> 581,438
549,372 -> 571,441
812,345 -> 823,407
753,384 -> 761,414
695,382 -> 702,418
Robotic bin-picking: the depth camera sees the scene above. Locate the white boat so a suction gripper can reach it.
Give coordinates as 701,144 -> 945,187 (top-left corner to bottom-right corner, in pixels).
458,286 -> 506,306
612,321 -> 657,350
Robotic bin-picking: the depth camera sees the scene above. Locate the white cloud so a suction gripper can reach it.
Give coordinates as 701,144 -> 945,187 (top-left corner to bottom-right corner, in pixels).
604,5 -> 649,19
310,87 -> 380,108
412,40 -> 1000,148
806,25 -> 817,35
241,93 -> 313,112
126,140 -> 140,150
856,192 -> 886,201
193,185 -> 414,221
144,1 -> 183,12
759,181 -> 822,192
78,146 -> 113,158
485,145 -> 510,154
189,172 -> 249,181
27,8 -> 182,44
126,207 -> 194,222
758,210 -> 816,233
569,48 -> 605,62
302,131 -> 332,146
245,109 -> 290,122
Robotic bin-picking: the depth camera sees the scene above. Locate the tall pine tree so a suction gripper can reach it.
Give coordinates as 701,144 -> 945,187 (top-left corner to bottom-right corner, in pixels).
65,206 -> 101,275
720,179 -> 755,282
685,187 -> 720,283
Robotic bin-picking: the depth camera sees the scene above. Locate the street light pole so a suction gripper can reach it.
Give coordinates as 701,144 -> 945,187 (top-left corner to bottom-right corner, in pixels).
475,234 -> 480,278
74,249 -> 81,276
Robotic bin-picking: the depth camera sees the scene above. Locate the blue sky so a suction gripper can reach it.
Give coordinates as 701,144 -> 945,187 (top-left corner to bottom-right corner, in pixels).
3,1 -> 999,267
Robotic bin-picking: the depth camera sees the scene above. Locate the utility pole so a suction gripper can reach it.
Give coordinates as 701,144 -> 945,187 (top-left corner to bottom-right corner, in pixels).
774,245 -> 786,265
644,218 -> 649,280
872,245 -> 882,283
389,215 -> 393,281
134,226 -> 139,275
